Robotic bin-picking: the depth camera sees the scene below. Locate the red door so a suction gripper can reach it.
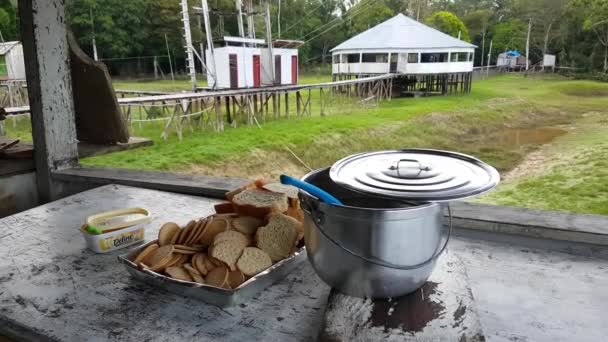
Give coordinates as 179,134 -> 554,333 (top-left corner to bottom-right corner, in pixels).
291,55 -> 298,84
253,55 -> 261,87
229,54 -> 238,89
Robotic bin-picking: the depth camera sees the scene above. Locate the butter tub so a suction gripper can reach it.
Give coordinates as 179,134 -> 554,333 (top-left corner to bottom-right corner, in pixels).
80,207 -> 151,253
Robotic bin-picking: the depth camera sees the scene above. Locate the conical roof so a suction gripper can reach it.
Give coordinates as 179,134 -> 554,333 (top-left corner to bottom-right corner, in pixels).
331,13 -> 476,52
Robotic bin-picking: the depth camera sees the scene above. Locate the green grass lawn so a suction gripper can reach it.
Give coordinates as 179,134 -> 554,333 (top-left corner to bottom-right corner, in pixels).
5,73 -> 608,215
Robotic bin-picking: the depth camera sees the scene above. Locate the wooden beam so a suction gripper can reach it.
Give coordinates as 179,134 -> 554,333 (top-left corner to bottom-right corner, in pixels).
19,0 -> 78,202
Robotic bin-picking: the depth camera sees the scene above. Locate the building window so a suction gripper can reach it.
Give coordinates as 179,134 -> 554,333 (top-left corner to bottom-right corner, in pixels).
346,53 -> 360,63
450,52 -> 469,62
333,54 -> 340,64
421,53 -> 449,63
362,53 -> 389,63
408,53 -> 418,63
469,52 -> 474,61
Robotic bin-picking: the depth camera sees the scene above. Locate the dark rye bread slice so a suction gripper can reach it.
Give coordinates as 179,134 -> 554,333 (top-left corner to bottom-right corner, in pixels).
232,189 -> 289,219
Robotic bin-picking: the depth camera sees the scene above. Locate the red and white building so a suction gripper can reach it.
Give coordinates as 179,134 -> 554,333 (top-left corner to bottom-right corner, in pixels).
206,36 -> 302,89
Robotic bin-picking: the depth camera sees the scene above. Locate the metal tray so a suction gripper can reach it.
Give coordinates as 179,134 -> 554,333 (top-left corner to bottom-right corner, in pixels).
118,240 -> 307,307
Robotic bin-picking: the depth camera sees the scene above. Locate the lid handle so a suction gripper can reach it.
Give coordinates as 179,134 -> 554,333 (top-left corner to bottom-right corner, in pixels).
389,158 -> 432,177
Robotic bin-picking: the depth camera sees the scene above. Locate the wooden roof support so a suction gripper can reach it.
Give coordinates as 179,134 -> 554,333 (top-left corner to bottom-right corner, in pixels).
18,0 -> 78,202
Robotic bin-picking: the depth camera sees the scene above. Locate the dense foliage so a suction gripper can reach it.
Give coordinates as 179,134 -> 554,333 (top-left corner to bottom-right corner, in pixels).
0,0 -> 607,74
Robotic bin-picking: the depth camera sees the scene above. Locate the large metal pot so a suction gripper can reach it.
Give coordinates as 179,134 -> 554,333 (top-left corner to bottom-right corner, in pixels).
300,168 -> 450,298
298,149 -> 499,298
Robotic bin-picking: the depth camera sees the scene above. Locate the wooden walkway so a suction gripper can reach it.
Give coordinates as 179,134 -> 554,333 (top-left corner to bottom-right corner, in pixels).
4,74 -> 395,140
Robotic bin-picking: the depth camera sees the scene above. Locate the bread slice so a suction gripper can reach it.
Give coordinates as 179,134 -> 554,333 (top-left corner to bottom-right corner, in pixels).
232,216 -> 263,235
192,253 -> 209,276
214,202 -> 235,214
183,264 -> 205,284
209,240 -> 246,271
165,266 -> 193,282
134,243 -> 159,264
213,230 -> 250,248
284,201 -> 304,224
255,213 -> 300,262
227,270 -> 246,289
158,223 -> 181,246
262,183 -> 299,199
198,216 -> 229,247
206,266 -> 229,288
236,247 -> 273,276
232,189 -> 289,219
226,179 -> 267,201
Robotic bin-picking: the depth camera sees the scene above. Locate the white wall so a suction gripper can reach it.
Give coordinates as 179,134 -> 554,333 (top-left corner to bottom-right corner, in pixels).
207,46 -> 261,89
208,47 -> 298,88
4,44 -> 26,80
332,48 -> 475,75
261,48 -> 298,86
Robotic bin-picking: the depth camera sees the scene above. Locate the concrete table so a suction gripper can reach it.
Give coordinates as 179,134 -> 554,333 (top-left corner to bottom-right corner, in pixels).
3,184 -> 608,341
0,185 -> 330,341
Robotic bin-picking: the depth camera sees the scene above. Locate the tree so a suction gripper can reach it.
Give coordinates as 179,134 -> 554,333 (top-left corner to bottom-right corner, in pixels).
349,0 -> 394,33
425,11 -> 471,42
67,0 -> 149,58
0,0 -> 18,40
574,0 -> 608,72
491,19 -> 528,57
464,9 -> 492,65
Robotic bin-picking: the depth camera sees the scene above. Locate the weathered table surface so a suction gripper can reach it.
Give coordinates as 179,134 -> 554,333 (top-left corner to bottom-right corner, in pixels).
2,184 -> 608,342
0,185 -> 330,341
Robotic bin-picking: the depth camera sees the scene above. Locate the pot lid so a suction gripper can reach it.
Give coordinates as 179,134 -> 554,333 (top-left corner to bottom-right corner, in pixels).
329,149 -> 500,202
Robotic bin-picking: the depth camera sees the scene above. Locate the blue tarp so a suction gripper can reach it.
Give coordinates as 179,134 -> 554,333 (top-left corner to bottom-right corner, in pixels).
505,50 -> 521,57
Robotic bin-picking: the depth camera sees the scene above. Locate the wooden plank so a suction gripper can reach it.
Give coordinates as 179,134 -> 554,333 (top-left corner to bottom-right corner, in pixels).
53,167 -> 248,199
77,137 -> 153,158
19,0 -> 78,202
450,201 -> 608,245
0,159 -> 35,176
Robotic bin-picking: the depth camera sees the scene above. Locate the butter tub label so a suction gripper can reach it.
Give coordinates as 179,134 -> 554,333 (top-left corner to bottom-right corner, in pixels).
98,227 -> 145,252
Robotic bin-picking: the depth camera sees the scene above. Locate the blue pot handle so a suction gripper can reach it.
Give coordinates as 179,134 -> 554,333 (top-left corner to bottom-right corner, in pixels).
280,174 -> 343,205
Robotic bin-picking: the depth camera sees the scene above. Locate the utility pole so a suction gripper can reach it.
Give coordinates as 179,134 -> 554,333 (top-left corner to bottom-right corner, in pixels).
416,0 -> 422,21
278,0 -> 281,38
180,0 -> 197,91
457,30 -> 461,40
201,0 -> 217,88
525,17 -> 532,71
246,0 -> 255,39
487,39 -> 493,78
197,15 -> 205,73
264,0 -> 275,84
236,0 -> 245,38
165,34 -> 175,83
89,6 -> 98,61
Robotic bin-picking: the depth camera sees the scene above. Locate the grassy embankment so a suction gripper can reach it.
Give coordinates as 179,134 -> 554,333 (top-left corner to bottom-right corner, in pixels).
6,74 -> 608,214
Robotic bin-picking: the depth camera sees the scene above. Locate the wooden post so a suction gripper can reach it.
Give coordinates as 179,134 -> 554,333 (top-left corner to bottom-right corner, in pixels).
19,0 -> 78,202
320,88 -> 325,116
225,96 -> 232,124
296,91 -> 301,116
284,92 -> 289,118
214,96 -> 224,131
272,93 -> 278,119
